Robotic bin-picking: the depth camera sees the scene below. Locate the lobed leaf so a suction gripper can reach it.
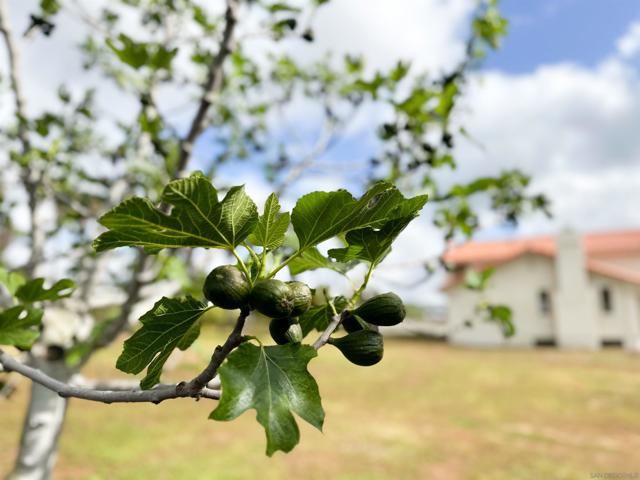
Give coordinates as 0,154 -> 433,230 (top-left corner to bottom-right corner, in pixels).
0,306 -> 43,349
93,172 -> 258,253
288,247 -> 352,275
116,296 -> 208,389
248,193 -> 290,250
291,182 -> 428,251
210,342 -> 324,456
15,278 -> 75,303
328,195 -> 427,266
0,268 -> 26,296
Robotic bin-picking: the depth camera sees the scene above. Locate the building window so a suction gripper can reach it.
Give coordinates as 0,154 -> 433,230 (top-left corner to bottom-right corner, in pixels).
601,287 -> 613,313
538,290 -> 551,314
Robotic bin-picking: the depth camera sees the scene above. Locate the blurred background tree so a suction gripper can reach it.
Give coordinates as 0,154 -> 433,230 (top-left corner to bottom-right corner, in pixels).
0,0 -> 547,477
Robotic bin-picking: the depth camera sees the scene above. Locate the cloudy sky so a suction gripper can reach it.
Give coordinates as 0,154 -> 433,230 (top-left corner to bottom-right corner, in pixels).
274,0 -> 640,303
2,0 -> 640,305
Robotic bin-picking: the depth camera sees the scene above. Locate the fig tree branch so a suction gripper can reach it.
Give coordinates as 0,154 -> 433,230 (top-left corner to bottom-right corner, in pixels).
176,0 -> 240,177
0,308 -> 250,405
0,0 -> 28,151
313,311 -> 347,350
0,0 -> 43,278
177,307 -> 250,396
0,349 -> 220,404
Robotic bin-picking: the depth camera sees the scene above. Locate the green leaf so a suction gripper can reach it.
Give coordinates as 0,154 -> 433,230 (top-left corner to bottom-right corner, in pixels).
328,194 -> 427,266
290,189 -> 354,249
106,34 -> 149,69
465,268 -> 495,291
0,306 -> 43,348
288,247 -> 352,275
248,193 -> 290,250
486,304 -> 514,337
298,296 -> 347,336
116,296 -> 208,389
0,268 -> 26,296
268,3 -> 302,13
176,319 -> 201,351
15,278 -> 76,303
93,173 -> 258,253
291,182 -> 428,251
40,0 -> 61,16
210,343 -> 324,456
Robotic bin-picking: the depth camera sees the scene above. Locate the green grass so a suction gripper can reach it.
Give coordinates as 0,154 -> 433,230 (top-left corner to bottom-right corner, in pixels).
2,325 -> 640,479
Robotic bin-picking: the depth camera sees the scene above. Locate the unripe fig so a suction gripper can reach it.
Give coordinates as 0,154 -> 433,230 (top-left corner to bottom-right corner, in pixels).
203,265 -> 251,309
250,279 -> 294,318
269,317 -> 303,345
287,281 -> 312,316
328,329 -> 384,366
352,292 -> 405,326
342,314 -> 368,333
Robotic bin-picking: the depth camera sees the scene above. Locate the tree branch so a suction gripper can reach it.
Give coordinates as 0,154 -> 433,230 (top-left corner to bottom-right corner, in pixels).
177,307 -> 249,396
0,0 -> 28,150
0,0 -> 43,278
0,308 -> 250,405
175,0 -> 240,177
0,349 -> 220,404
313,311 -> 347,350
87,252 -> 148,357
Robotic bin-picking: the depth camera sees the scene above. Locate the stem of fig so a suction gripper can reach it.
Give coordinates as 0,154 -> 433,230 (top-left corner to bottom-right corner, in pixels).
350,262 -> 375,306
232,249 -> 252,285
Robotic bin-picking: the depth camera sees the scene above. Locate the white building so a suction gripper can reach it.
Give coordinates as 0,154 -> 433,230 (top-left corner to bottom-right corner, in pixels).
443,229 -> 640,350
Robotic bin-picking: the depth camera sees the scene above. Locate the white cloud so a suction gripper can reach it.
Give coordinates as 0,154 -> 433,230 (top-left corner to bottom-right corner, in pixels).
447,56 -> 640,233
308,0 -> 475,73
617,20 -> 640,59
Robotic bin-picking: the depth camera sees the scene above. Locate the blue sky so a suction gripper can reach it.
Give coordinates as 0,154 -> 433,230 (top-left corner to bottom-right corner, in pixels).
486,0 -> 640,72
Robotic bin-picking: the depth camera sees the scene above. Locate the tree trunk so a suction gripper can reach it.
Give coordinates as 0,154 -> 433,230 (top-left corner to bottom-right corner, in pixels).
8,356 -> 73,480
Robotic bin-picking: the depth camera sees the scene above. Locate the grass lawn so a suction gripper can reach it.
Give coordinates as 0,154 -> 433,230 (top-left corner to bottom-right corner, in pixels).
2,323 -> 640,480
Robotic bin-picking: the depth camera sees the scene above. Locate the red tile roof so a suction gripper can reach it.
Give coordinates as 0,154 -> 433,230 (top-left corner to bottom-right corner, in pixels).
443,229 -> 640,287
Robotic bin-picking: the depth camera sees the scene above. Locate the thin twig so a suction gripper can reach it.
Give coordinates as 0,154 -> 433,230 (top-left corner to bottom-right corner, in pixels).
0,0 -> 44,278
276,114 -> 338,195
176,0 -> 240,177
313,311 -> 347,350
0,0 -> 28,150
84,252 -> 148,360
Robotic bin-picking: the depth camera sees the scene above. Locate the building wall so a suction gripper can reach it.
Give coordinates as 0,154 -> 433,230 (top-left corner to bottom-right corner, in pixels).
447,256 -> 640,349
589,274 -> 640,346
448,254 -> 556,347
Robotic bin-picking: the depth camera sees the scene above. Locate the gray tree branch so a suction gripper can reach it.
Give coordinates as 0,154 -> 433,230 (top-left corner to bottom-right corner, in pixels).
176,0 -> 239,177
0,0 -> 28,149
0,307 -> 251,405
313,311 -> 347,350
177,307 -> 249,396
0,0 -> 43,278
0,349 -> 221,404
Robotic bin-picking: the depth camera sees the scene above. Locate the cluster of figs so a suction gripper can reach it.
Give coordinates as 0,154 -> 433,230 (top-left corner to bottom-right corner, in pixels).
203,265 -> 407,366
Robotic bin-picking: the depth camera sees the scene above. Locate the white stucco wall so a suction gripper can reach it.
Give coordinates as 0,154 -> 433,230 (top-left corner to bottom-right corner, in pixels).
448,254 -> 556,347
589,274 -> 640,346
447,255 -> 640,350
